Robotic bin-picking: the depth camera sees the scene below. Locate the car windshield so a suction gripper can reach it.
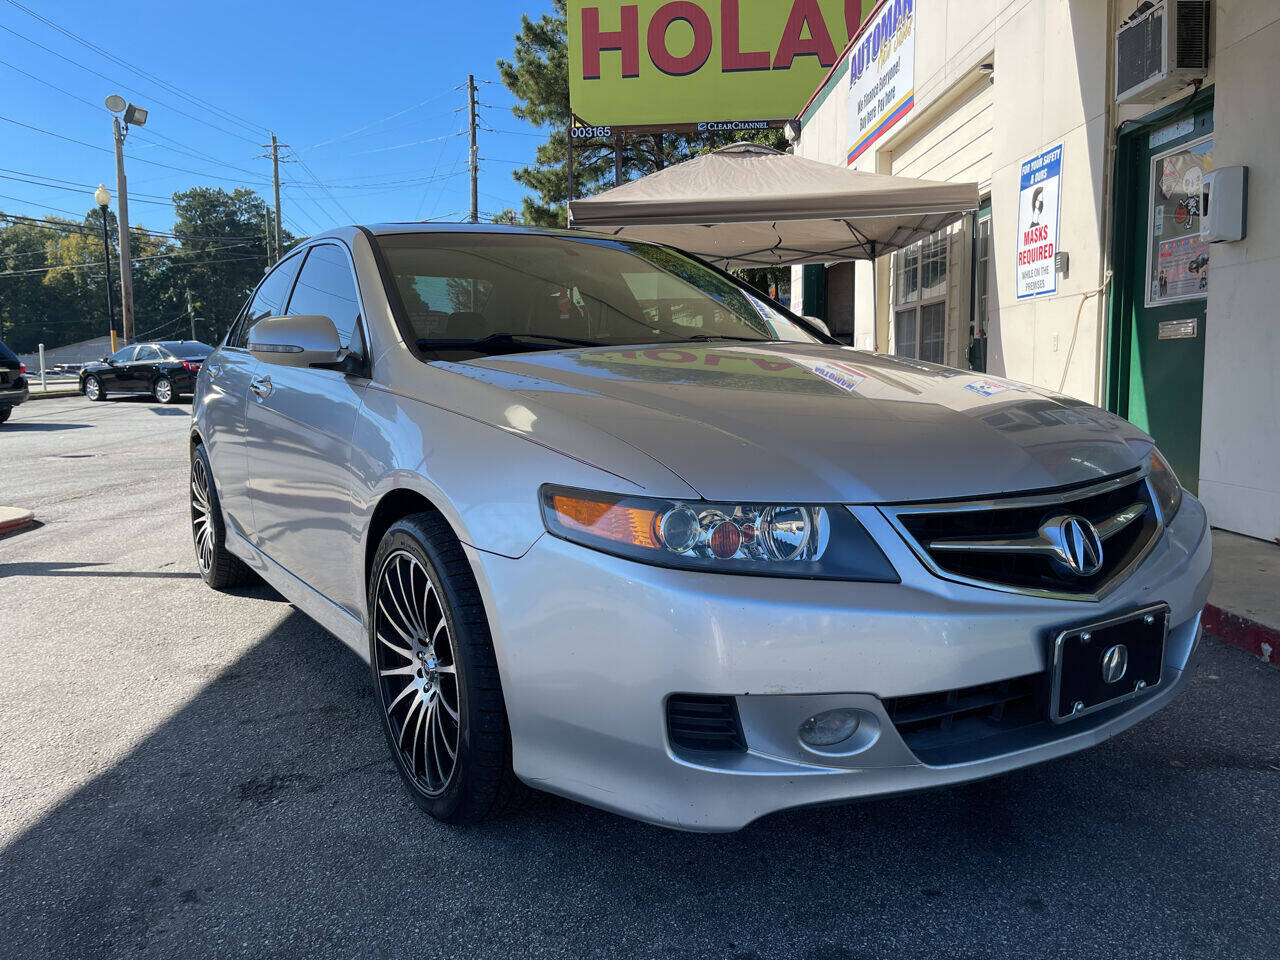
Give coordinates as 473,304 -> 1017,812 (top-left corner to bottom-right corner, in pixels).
376,232 -> 819,355
0,340 -> 18,363
166,342 -> 213,359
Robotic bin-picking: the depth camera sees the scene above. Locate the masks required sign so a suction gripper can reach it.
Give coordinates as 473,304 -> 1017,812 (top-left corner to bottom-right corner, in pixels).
1015,143 -> 1062,299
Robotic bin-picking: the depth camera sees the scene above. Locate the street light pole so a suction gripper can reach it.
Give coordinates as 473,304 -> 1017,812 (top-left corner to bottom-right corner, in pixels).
111,115 -> 135,344
93,184 -> 117,352
106,96 -> 147,344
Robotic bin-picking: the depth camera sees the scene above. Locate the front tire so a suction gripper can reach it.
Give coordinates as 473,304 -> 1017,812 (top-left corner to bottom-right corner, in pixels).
84,376 -> 105,401
153,376 -> 176,404
190,443 -> 252,589
0,404 -> 10,424
369,513 -> 526,824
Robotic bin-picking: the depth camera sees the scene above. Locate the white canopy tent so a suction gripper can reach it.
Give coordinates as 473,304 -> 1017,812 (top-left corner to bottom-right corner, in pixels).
567,142 -> 979,269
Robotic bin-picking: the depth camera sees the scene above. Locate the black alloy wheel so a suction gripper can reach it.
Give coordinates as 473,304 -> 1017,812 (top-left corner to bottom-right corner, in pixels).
190,443 -> 252,589
369,513 -> 526,824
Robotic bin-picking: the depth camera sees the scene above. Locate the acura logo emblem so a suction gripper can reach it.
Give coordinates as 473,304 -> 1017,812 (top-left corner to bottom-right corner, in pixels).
1041,514 -> 1105,576
1101,643 -> 1129,684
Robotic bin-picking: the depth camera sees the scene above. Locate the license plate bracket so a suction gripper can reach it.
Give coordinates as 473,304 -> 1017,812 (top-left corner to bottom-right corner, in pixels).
1049,604 -> 1168,723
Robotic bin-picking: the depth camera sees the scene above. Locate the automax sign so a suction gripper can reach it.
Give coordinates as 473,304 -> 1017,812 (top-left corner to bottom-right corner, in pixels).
568,1 -> 872,128
1015,143 -> 1063,299
844,0 -> 915,165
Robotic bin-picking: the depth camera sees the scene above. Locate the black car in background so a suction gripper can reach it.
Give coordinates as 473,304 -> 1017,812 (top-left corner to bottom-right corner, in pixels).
0,339 -> 29,423
79,341 -> 214,404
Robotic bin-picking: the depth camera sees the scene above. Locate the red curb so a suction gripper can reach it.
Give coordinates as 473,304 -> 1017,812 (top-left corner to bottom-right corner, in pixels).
1204,604 -> 1280,667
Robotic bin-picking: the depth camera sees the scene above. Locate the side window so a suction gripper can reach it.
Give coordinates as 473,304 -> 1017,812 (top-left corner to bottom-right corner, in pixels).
232,254 -> 302,348
285,244 -> 363,351
134,345 -> 161,362
108,346 -> 136,363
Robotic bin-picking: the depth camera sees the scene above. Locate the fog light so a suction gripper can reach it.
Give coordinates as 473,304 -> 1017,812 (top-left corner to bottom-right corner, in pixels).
798,708 -> 860,747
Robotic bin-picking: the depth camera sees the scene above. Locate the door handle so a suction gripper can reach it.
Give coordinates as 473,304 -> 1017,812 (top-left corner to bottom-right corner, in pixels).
250,375 -> 273,399
205,362 -> 222,377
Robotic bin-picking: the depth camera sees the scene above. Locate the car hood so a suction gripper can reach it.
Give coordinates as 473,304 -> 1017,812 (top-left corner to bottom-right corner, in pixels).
444,343 -> 1152,503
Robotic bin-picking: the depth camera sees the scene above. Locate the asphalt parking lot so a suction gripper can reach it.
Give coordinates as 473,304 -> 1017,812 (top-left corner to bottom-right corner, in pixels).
1,396 -> 1278,960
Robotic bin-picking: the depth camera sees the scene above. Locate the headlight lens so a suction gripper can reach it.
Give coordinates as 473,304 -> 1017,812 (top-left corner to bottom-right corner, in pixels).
1147,449 -> 1183,521
540,485 -> 898,581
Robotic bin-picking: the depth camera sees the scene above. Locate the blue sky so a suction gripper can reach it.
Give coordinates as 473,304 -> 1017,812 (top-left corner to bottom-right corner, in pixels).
0,0 -> 546,235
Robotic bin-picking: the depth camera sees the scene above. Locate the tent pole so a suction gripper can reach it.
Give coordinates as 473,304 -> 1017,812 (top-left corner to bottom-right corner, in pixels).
870,241 -> 879,353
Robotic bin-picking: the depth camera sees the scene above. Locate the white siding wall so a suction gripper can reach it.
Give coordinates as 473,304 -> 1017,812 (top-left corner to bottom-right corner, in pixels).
1196,1 -> 1280,540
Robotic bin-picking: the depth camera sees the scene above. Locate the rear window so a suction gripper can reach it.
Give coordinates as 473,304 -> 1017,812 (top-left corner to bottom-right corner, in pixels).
165,342 -> 213,359
0,340 -> 18,363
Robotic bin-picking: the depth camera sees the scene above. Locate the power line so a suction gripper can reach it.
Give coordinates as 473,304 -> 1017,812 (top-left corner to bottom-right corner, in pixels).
0,250 -> 263,279
0,173 -> 177,208
3,1 -> 270,138
298,87 -> 466,153
0,20 -> 261,145
0,113 -> 279,186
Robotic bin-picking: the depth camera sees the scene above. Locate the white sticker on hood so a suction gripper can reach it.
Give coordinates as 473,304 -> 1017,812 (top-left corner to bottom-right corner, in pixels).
964,378 -> 1015,397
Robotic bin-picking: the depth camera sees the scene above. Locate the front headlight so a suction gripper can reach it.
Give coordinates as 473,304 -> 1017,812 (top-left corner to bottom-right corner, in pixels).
539,485 -> 898,581
1146,449 -> 1183,522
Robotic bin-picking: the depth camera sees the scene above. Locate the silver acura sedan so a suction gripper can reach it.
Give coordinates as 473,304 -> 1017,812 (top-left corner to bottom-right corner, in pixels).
190,224 -> 1212,831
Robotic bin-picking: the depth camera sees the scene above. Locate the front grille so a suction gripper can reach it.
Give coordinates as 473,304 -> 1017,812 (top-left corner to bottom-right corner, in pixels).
884,674 -> 1044,765
887,472 -> 1161,599
666,695 -> 746,754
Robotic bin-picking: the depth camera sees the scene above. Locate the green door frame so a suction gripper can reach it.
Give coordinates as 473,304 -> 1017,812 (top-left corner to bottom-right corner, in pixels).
1105,85 -> 1215,413
1105,85 -> 1214,492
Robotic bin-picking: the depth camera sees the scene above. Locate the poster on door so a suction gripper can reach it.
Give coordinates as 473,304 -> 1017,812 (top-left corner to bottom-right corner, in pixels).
1015,143 -> 1063,299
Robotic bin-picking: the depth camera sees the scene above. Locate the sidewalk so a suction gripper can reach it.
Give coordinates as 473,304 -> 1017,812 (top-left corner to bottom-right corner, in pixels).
1205,528 -> 1280,666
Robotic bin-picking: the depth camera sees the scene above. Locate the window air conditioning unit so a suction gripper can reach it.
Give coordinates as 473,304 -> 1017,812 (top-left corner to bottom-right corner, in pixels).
1115,1 -> 1210,104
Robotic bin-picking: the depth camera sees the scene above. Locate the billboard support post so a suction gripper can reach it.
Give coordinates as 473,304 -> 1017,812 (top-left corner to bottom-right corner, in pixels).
614,131 -> 623,186
566,123 -> 575,203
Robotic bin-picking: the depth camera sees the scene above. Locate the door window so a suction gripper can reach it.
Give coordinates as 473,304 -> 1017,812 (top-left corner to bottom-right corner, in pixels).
108,346 -> 136,363
969,202 -> 992,371
892,230 -> 949,363
134,345 -> 161,362
1146,136 -> 1213,306
233,253 -> 303,348
285,244 -> 363,350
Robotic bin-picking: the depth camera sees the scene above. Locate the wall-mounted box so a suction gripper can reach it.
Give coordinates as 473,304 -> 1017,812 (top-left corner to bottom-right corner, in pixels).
1201,166 -> 1248,243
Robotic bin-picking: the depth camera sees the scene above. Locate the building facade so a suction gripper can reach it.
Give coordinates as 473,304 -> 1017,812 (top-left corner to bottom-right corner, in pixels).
789,0 -> 1279,542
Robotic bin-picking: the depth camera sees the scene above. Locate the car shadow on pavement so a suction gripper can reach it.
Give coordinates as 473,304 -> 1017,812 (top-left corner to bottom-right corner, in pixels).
0,421 -> 93,431
0,617 -> 1276,959
0,560 -> 202,580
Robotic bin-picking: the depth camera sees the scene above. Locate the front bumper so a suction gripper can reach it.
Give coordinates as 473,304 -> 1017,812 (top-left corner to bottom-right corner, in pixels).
467,494 -> 1212,831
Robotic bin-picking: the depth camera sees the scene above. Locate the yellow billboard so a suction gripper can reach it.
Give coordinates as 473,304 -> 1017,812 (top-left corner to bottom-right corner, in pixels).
568,1 -> 874,129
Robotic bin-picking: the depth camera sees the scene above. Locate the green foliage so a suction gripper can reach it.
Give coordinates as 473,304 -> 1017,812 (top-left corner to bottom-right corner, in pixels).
0,186 -> 289,352
497,0 -> 787,228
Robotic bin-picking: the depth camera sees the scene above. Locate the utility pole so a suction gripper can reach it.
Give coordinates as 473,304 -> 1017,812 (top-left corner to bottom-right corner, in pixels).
467,75 -> 479,223
112,116 -> 135,343
263,207 -> 273,264
185,287 -> 196,341
614,131 -> 623,187
267,133 -> 285,262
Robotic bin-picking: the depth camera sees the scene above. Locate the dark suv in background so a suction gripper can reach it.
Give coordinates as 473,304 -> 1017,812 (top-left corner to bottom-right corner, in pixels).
79,340 -> 213,404
0,339 -> 29,423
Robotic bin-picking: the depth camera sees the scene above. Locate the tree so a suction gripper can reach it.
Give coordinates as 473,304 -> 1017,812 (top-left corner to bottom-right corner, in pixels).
0,185 -> 283,352
497,0 -> 787,228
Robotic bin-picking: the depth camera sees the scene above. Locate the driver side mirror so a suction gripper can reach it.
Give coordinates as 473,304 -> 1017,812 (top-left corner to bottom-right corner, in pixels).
248,315 -> 344,369
803,315 -> 832,337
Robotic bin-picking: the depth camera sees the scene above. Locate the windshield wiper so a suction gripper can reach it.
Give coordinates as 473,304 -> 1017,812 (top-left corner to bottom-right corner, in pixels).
676,334 -> 770,343
418,332 -> 604,352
